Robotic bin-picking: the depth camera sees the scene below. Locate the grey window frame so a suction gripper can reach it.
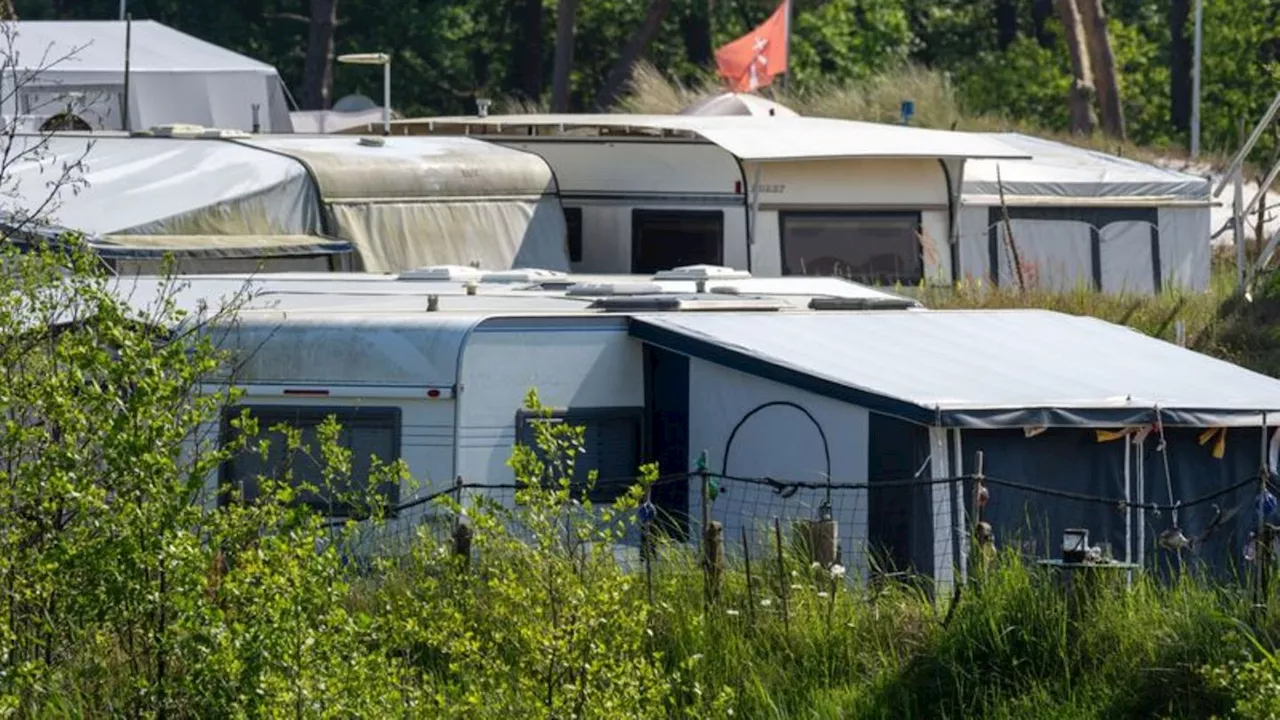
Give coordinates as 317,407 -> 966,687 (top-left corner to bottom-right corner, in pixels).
779,211 -> 924,285
514,406 -> 645,503
219,404 -> 402,519
631,209 -> 724,274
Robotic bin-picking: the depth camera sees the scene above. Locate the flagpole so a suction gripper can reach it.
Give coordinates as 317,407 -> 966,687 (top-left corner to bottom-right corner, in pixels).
781,0 -> 791,92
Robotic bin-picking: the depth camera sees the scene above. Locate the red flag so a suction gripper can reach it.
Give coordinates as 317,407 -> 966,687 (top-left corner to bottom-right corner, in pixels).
714,0 -> 789,93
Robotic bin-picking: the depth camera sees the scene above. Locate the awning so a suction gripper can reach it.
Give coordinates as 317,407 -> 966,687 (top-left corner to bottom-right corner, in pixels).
628,309 -> 1280,428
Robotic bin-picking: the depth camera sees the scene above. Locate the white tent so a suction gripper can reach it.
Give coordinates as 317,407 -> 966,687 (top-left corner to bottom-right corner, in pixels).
290,108 -> 387,134
1,133 -> 567,274
960,133 -> 1212,293
679,92 -> 798,117
0,20 -> 293,133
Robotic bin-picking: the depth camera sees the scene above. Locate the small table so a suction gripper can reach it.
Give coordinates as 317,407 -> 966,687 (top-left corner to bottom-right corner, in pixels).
1037,559 -> 1141,625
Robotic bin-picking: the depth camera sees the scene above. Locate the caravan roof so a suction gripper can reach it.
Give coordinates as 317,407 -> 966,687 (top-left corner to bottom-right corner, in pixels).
108,268 -> 921,318
379,113 -> 1032,163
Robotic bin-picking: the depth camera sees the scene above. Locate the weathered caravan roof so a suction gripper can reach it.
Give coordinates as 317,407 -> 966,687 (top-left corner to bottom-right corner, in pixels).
114,266 -> 919,318
111,267 -> 919,386
631,311 -> 1280,428
2,132 -> 564,270
370,113 -> 1032,163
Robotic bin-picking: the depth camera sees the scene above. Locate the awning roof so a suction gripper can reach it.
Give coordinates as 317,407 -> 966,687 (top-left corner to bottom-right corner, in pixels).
385,114 -> 1032,163
629,310 -> 1280,428
963,133 -> 1211,202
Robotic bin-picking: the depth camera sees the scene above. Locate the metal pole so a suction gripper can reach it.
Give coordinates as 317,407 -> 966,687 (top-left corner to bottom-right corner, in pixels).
1191,0 -> 1203,158
119,0 -> 126,21
780,0 -> 791,92
122,14 -> 131,133
382,60 -> 390,136
1236,120 -> 1247,287
1216,92 -> 1280,196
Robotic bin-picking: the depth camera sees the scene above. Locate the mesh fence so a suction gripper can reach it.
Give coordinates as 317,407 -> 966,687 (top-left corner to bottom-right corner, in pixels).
334,464 -> 1280,591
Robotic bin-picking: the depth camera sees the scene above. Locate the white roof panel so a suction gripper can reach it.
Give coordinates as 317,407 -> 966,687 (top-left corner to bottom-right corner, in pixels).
399,114 -> 1032,162
631,310 -> 1280,428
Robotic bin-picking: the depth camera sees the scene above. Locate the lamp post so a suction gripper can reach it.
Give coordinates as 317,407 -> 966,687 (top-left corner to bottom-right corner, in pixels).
1190,0 -> 1203,158
337,52 -> 391,135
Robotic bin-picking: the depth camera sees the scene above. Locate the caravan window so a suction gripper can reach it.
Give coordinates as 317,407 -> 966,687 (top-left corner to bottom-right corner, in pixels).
515,407 -> 643,503
631,209 -> 723,274
564,207 -> 584,263
221,405 -> 401,518
780,212 -> 922,285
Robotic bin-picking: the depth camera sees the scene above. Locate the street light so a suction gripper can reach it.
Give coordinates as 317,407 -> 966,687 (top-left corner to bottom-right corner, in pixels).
337,52 -> 391,136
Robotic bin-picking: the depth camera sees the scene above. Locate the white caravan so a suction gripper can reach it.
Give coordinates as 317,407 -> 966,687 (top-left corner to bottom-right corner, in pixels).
119,263 -> 1280,586
358,114 -> 1030,286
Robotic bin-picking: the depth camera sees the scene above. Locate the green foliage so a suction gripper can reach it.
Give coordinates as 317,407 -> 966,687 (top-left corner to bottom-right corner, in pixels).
0,238 -> 414,715
956,35 -> 1072,134
369,388 -> 674,718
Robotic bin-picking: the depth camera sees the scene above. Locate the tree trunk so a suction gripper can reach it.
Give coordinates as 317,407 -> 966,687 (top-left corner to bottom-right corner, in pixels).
1056,0 -> 1097,136
1078,0 -> 1125,140
592,0 -> 674,111
0,0 -> 16,20
301,0 -> 338,111
682,0 -> 713,67
517,0 -> 544,100
1170,0 -> 1192,133
550,0 -> 579,112
995,0 -> 1018,51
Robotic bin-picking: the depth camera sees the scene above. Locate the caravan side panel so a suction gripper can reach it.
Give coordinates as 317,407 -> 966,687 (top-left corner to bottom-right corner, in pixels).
456,317 -> 644,487
686,357 -> 870,575
753,158 -> 953,281
499,140 -> 747,274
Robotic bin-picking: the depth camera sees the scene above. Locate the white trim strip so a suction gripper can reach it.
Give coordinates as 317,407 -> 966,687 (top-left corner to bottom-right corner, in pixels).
200,383 -> 455,400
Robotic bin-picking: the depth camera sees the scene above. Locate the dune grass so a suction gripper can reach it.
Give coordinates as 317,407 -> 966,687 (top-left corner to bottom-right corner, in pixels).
612,61 -> 1235,173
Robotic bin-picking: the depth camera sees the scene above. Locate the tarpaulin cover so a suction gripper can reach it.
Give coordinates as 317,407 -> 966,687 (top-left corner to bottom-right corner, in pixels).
1,134 -> 318,237
629,310 -> 1280,428
247,135 -> 568,273
2,133 -> 568,273
1,20 -> 292,132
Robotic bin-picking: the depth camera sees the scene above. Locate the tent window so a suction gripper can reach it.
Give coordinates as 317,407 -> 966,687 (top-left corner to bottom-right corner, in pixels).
631,209 -> 723,274
565,207 -> 584,263
221,405 -> 401,518
515,407 -> 643,503
780,212 -> 923,285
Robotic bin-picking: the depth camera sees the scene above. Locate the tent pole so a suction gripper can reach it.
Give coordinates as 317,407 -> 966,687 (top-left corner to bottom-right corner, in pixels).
122,14 -> 131,133
1124,434 -> 1132,587
382,60 -> 391,136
